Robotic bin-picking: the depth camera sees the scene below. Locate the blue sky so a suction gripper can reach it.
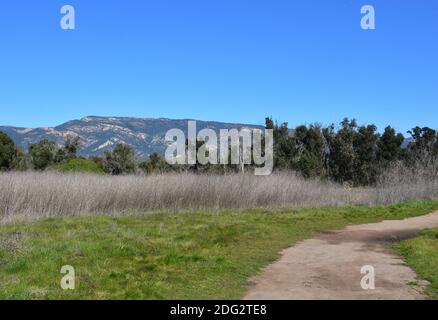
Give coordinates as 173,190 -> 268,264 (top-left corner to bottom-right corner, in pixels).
0,0 -> 437,134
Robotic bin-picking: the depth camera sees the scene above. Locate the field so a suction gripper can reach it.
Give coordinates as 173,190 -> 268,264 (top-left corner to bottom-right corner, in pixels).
1,171 -> 438,299
1,200 -> 438,299
1,171 -> 438,224
393,228 -> 438,299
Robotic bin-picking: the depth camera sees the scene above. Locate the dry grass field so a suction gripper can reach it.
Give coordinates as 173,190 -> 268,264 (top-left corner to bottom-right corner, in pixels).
1,169 -> 437,224
1,164 -> 437,299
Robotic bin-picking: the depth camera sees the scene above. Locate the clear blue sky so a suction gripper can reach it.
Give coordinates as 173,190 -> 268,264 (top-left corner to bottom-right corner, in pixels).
0,0 -> 437,134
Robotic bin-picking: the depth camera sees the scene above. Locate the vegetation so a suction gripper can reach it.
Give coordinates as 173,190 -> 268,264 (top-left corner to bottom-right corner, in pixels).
139,152 -> 171,174
28,140 -> 56,170
393,228 -> 438,299
1,122 -> 437,300
102,143 -> 136,175
271,118 -> 437,186
1,117 -> 437,182
0,131 -> 19,171
54,136 -> 81,163
0,200 -> 437,299
1,170 -> 437,224
28,136 -> 82,171
49,158 -> 104,174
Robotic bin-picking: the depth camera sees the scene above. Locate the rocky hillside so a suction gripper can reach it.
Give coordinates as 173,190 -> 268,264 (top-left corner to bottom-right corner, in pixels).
0,116 -> 263,158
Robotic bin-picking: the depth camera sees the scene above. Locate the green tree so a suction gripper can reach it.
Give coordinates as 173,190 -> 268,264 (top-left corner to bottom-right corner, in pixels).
0,131 -> 18,171
324,118 -> 357,184
353,124 -> 379,185
294,124 -> 325,178
11,149 -> 31,171
268,118 -> 297,170
55,136 -> 81,163
139,152 -> 170,174
405,127 -> 438,171
376,126 -> 404,166
103,144 -> 136,175
28,139 -> 58,170
407,127 -> 438,157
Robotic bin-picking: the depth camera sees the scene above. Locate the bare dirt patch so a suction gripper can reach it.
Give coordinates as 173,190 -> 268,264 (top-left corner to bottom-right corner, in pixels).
244,212 -> 438,300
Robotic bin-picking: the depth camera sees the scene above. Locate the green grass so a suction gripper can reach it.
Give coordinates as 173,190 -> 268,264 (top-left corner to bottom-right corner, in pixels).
393,228 -> 438,300
49,158 -> 104,174
0,200 -> 438,300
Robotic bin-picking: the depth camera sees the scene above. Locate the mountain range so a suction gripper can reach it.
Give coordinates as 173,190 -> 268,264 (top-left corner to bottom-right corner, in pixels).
0,116 -> 263,158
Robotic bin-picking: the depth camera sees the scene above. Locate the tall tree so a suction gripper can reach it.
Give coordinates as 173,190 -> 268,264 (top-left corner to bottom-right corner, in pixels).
139,152 -> 170,174
407,127 -> 438,157
28,139 -> 58,170
294,124 -> 325,178
353,124 -> 379,185
103,144 -> 136,175
325,118 -> 357,184
268,118 -> 297,170
376,126 -> 404,166
55,135 -> 81,163
0,131 -> 18,171
405,127 -> 438,173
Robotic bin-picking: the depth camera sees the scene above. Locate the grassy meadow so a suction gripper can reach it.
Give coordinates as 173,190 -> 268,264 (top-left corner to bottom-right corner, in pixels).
393,228 -> 438,299
1,200 -> 438,300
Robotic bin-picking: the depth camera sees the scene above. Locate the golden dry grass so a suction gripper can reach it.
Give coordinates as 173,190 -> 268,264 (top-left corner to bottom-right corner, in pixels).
1,170 -> 437,224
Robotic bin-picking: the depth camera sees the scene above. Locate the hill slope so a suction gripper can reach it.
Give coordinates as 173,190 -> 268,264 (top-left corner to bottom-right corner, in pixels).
0,116 -> 262,158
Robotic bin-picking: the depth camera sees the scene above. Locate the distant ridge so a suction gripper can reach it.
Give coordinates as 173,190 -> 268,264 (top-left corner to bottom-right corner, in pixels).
0,116 -> 263,158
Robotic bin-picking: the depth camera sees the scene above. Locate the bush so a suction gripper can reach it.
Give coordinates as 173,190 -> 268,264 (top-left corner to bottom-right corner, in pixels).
103,144 -> 136,175
139,153 -> 171,174
28,139 -> 58,170
49,158 -> 105,174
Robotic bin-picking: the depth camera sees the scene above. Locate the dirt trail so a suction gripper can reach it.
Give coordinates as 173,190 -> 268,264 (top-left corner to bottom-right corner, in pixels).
244,212 -> 438,300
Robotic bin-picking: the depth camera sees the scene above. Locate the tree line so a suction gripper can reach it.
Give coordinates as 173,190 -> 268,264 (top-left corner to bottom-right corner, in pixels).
0,132 -> 172,175
1,117 -> 437,186
266,117 -> 437,185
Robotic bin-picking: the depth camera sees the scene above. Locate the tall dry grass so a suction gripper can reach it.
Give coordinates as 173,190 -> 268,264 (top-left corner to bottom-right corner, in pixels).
374,159 -> 438,204
1,167 -> 437,224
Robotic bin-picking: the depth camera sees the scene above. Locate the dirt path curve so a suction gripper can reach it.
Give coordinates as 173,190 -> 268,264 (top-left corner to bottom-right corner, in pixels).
244,212 -> 438,300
